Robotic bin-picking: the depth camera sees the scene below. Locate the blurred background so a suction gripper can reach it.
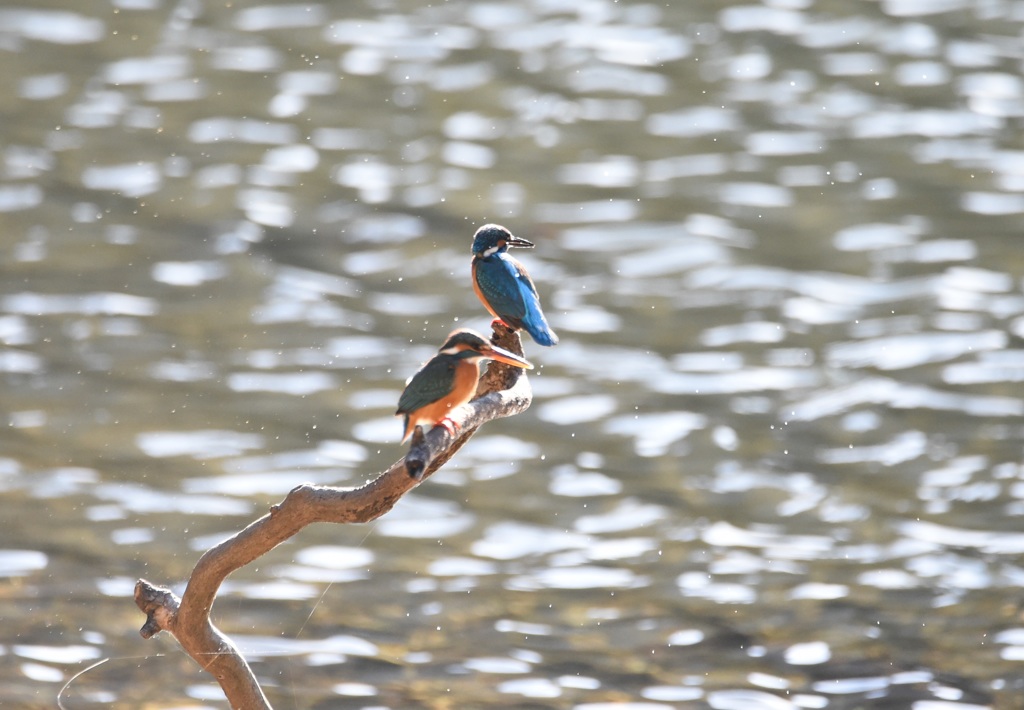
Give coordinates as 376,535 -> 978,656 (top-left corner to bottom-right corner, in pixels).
2,0 -> 1024,708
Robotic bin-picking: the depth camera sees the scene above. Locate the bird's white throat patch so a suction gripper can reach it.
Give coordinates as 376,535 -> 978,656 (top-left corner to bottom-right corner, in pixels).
482,245 -> 500,257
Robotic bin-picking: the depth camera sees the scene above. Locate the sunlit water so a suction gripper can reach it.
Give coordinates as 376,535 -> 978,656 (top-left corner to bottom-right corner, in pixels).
3,0 -> 1024,708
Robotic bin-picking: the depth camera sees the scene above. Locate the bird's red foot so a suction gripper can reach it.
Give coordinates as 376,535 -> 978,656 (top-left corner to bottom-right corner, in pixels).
438,416 -> 460,437
491,317 -> 516,332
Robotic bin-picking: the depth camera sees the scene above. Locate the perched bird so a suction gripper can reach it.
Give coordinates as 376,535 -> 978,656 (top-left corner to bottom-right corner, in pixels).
471,224 -> 559,347
396,329 -> 533,444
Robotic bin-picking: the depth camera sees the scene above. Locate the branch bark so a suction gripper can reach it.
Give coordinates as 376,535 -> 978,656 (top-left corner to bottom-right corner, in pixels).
134,323 -> 533,709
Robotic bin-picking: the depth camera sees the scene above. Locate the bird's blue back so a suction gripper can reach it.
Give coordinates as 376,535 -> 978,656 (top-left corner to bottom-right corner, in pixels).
474,252 -> 558,346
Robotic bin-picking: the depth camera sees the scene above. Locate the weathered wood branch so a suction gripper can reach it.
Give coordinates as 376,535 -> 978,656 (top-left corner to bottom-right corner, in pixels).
134,323 -> 532,709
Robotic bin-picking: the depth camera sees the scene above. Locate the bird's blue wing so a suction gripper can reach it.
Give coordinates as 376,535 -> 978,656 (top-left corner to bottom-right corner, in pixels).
509,259 -> 558,346
474,253 -> 558,345
396,357 -> 457,414
474,255 -> 529,327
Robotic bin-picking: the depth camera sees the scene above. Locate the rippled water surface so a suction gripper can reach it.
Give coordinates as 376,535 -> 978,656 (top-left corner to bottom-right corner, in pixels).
4,0 -> 1024,708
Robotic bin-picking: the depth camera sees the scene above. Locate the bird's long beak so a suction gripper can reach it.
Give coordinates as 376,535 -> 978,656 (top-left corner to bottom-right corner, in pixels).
482,344 -> 534,369
506,235 -> 535,249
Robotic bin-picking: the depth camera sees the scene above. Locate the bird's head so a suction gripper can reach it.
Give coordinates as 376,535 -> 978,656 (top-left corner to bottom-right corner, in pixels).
439,329 -> 534,369
471,224 -> 535,257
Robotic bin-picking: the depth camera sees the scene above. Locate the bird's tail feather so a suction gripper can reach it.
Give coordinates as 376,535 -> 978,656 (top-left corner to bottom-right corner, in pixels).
523,301 -> 558,346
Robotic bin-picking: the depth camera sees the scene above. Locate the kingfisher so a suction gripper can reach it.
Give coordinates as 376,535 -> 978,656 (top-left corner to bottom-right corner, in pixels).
471,224 -> 559,347
396,328 -> 533,444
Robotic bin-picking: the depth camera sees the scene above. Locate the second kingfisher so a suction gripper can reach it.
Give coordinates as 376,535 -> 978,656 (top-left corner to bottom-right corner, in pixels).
396,328 -> 533,444
471,224 -> 559,347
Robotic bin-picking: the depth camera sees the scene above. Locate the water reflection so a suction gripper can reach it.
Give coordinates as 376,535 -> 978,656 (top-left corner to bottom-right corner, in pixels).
0,549 -> 48,576
4,0 -> 1024,707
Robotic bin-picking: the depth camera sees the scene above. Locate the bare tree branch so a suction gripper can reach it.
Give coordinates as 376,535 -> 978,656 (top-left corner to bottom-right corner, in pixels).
134,323 -> 533,709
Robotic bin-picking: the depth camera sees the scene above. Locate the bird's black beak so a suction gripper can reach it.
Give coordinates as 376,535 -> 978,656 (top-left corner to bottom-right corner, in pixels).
506,235 -> 535,249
